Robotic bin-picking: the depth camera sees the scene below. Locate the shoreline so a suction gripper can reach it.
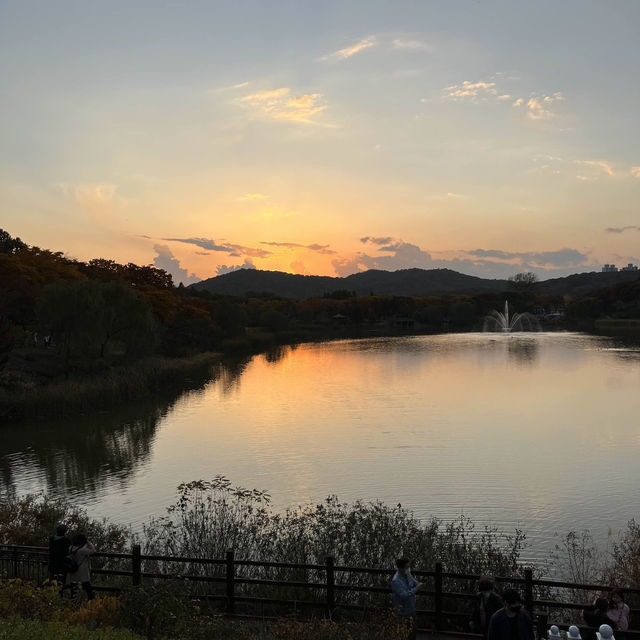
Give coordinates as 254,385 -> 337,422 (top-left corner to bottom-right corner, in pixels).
0,351 -> 221,422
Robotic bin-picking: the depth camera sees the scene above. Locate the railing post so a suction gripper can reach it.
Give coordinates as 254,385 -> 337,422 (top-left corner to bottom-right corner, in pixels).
12,546 -> 18,578
434,562 -> 443,632
132,544 -> 142,586
325,556 -> 335,618
48,536 -> 54,579
226,549 -> 235,615
524,568 -> 534,615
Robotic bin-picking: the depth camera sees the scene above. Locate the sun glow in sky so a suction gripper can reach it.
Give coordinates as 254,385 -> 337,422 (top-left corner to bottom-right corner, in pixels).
1,1 -> 639,283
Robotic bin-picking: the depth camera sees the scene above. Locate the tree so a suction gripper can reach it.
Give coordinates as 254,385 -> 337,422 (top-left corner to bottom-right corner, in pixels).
96,281 -> 158,358
508,272 -> 539,293
0,315 -> 14,372
0,229 -> 26,254
37,280 -> 158,368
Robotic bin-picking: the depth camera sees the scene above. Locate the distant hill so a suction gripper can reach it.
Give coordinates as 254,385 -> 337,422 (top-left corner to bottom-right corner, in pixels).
537,270 -> 640,295
190,268 -> 509,298
191,267 -> 640,299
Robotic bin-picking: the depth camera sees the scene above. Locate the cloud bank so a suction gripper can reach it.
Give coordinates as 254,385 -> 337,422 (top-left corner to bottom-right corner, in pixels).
153,244 -> 201,286
332,237 -> 594,279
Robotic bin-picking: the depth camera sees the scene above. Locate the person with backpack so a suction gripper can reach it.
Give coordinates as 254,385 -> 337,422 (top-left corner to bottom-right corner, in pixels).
65,533 -> 96,600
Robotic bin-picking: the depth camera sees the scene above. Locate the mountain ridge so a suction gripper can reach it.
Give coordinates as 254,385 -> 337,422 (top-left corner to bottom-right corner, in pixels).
190,267 -> 640,298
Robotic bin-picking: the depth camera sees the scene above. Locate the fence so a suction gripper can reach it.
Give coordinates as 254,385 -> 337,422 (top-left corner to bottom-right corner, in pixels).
1,542 -> 640,637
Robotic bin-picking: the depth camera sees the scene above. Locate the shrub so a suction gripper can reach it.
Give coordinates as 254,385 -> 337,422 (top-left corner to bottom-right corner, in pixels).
607,519 -> 640,590
66,596 -> 123,629
119,581 -> 195,640
0,578 -> 70,621
0,492 -> 129,551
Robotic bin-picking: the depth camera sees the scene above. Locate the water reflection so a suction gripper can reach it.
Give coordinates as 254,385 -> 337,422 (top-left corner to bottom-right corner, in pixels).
0,366 -> 217,498
507,338 -> 539,366
1,332 -> 640,561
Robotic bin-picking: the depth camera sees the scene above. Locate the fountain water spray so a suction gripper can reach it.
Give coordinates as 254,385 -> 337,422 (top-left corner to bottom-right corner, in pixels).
483,300 -> 540,332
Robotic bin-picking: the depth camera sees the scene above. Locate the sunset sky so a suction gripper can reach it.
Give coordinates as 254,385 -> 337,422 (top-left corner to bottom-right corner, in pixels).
1,0 -> 639,284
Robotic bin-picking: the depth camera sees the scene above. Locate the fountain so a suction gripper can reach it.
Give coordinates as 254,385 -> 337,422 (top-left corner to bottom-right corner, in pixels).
483,300 -> 541,332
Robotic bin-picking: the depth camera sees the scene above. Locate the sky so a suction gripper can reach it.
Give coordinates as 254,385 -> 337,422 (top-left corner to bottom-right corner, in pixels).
1,0 -> 639,284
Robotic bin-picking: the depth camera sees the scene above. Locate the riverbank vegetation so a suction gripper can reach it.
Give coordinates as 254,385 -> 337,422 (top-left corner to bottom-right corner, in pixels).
2,480 -> 640,589
2,482 -> 640,637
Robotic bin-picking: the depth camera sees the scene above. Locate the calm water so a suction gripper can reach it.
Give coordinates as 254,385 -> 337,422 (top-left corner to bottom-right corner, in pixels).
2,332 -> 640,562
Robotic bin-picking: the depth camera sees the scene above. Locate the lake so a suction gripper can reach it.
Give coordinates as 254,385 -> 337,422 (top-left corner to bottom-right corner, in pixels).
2,332 -> 639,563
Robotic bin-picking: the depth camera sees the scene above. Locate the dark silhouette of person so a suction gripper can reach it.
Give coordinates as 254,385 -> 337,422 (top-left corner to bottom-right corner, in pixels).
607,589 -> 630,631
471,577 -> 503,639
50,523 -> 70,588
391,557 -> 423,640
65,533 -> 96,600
584,597 -> 617,629
487,588 -> 535,640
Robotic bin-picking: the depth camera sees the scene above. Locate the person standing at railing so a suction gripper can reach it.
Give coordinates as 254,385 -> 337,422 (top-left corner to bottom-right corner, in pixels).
65,534 -> 96,600
584,597 -> 616,630
470,577 -> 503,639
391,557 -> 423,640
607,589 -> 630,632
50,523 -> 71,589
487,588 -> 535,640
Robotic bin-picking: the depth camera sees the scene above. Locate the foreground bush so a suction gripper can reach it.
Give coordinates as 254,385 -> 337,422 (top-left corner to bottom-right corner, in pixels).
0,493 -> 129,550
0,579 -> 69,621
144,476 -> 525,575
0,617 -> 144,640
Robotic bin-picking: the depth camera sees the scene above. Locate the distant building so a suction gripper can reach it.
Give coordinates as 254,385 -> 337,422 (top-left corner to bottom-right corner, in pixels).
621,263 -> 639,272
602,264 -> 618,272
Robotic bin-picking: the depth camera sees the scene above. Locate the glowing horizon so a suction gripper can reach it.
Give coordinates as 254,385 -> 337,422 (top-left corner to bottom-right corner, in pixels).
1,1 -> 639,283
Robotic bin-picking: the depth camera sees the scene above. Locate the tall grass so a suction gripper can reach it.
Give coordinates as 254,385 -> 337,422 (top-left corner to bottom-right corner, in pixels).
0,353 -> 219,421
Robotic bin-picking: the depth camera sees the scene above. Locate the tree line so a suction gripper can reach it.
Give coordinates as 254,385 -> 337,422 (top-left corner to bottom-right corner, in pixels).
2,228 -> 638,387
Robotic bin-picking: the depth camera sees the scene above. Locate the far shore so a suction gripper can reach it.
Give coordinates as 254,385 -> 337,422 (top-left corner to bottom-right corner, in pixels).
2,322 -> 638,423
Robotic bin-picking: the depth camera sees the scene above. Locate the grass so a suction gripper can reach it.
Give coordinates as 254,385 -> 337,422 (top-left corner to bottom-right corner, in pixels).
0,617 -> 144,640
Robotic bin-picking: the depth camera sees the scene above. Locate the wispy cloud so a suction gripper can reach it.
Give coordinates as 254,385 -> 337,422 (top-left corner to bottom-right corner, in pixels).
240,87 -> 328,124
237,193 -> 269,201
59,182 -> 120,209
442,79 -> 497,101
630,166 -> 640,178
321,36 -> 376,61
392,38 -> 429,50
513,92 -> 564,120
575,159 -> 615,177
605,226 -> 640,233
163,237 -> 273,258
360,236 -> 395,246
261,241 -> 336,254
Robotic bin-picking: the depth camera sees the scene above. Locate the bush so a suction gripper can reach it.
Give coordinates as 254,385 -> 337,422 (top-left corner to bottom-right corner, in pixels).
66,596 -> 123,629
144,477 -> 525,575
0,578 -> 69,621
119,581 -> 195,640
